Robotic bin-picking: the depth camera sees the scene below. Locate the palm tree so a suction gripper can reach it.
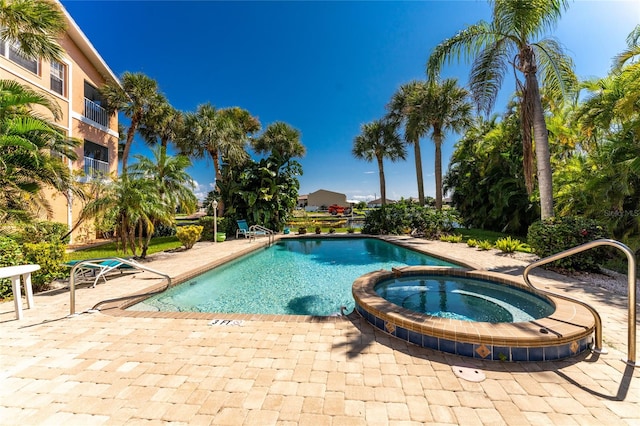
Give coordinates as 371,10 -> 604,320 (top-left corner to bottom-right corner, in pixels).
129,147 -> 197,257
138,101 -> 184,151
421,79 -> 472,210
0,80 -> 79,224
387,81 -> 429,206
100,72 -> 164,173
613,24 -> 640,71
0,0 -> 66,62
352,119 -> 406,206
427,0 -> 577,219
252,121 -> 305,161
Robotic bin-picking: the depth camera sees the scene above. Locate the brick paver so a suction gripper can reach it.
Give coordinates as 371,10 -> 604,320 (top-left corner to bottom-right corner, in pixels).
1,237 -> 639,425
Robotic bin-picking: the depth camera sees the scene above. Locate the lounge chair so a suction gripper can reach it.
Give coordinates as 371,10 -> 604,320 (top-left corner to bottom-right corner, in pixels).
236,219 -> 253,238
64,258 -> 140,288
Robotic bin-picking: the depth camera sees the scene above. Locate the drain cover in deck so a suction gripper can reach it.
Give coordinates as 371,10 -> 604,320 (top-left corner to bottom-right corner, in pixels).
452,364 -> 486,382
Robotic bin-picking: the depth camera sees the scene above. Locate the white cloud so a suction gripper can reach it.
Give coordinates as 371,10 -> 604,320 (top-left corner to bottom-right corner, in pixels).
364,171 -> 375,174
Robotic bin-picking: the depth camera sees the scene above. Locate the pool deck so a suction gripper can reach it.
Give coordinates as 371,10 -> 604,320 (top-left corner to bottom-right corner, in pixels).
1,235 -> 639,425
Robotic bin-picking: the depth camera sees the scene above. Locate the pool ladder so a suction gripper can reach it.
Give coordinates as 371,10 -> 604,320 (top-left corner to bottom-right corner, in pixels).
522,239 -> 636,366
249,224 -> 275,246
68,257 -> 171,316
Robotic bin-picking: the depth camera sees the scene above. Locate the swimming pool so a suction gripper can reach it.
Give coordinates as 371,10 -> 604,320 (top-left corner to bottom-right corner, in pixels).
128,237 -> 459,316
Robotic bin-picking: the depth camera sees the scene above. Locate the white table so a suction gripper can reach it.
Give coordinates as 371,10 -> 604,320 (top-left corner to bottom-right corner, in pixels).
0,264 -> 40,320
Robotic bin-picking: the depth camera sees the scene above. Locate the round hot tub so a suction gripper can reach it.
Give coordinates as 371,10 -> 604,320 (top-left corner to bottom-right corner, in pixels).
353,267 -> 596,361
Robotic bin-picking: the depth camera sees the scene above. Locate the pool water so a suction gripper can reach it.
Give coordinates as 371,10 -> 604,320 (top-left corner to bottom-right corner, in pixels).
128,238 -> 458,316
375,276 -> 555,322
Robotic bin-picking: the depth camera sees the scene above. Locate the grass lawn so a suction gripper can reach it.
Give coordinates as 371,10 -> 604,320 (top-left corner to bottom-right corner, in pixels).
66,236 -> 183,261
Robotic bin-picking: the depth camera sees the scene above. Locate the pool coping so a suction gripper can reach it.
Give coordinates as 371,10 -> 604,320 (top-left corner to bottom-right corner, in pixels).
352,266 -> 596,361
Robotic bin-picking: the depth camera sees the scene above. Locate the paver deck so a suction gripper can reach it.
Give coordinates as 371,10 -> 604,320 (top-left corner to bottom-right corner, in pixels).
1,236 -> 638,425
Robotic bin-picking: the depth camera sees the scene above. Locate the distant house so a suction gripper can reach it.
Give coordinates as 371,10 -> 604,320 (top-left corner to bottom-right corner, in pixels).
305,189 -> 348,211
297,194 -> 308,209
367,198 -> 397,208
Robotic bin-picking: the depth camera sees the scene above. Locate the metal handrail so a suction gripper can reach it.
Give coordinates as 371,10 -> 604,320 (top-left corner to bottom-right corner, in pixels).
249,225 -> 275,246
69,257 -> 171,316
522,239 -> 636,366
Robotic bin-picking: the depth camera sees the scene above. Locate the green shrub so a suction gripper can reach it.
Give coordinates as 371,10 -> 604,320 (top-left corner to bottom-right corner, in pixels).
21,242 -> 67,292
494,236 -> 521,253
477,240 -> 493,250
466,239 -> 478,247
298,227 -> 307,235
0,237 -> 24,298
527,216 -> 608,271
315,226 -> 322,234
198,216 -> 216,241
346,227 -> 356,234
329,228 -> 336,234
176,225 -> 203,249
362,201 -> 459,237
19,221 -> 70,244
440,234 -> 463,243
152,223 -> 176,238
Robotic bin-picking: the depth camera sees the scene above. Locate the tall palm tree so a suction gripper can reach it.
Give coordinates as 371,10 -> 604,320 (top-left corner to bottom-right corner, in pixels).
420,79 -> 472,210
613,24 -> 640,71
352,119 -> 406,206
387,81 -> 429,206
0,80 -> 78,224
100,72 -> 164,173
427,0 -> 577,219
0,0 -> 66,62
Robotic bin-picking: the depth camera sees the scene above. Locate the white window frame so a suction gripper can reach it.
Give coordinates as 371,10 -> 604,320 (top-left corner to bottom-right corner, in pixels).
50,60 -> 65,95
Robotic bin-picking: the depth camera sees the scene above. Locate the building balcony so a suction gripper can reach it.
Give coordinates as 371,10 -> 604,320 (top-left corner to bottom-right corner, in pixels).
83,156 -> 110,180
84,98 -> 109,127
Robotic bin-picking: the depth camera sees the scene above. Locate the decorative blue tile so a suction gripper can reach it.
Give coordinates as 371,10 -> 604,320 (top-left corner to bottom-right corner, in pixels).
544,345 -> 559,361
374,315 -> 385,330
456,342 -> 474,358
529,347 -> 544,362
395,326 -> 408,341
408,330 -> 423,346
511,347 -> 528,362
439,338 -> 455,355
493,346 -> 511,361
557,343 -> 572,360
423,335 -> 439,350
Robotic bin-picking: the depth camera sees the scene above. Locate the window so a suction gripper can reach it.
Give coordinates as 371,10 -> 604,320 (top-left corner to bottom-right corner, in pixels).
83,140 -> 110,178
50,61 -> 65,95
7,43 -> 38,74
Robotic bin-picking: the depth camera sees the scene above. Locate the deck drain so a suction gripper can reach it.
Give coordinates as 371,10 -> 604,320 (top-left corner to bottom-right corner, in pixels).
452,364 -> 486,382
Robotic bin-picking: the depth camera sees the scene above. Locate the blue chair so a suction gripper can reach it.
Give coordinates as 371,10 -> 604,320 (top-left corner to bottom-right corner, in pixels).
236,219 -> 252,238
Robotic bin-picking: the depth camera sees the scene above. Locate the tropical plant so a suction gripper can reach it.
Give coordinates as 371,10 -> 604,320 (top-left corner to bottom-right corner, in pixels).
100,72 -> 164,172
138,101 -> 184,150
428,0 -> 577,219
0,0 -> 66,62
466,239 -> 478,247
494,236 -> 522,253
176,225 -> 203,249
0,80 -> 79,226
352,119 -> 406,206
477,240 -> 494,251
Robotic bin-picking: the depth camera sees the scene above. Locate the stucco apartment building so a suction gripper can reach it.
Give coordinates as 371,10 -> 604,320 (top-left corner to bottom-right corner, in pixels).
0,2 -> 120,243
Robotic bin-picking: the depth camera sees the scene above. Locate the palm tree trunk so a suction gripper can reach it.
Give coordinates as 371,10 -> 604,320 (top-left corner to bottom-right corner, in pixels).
208,149 -> 224,215
413,139 -> 425,205
434,133 -> 443,210
377,156 -> 386,206
527,70 -> 554,219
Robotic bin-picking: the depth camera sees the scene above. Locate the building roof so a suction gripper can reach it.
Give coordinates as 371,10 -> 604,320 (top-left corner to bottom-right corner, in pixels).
57,0 -> 120,86
367,198 -> 396,205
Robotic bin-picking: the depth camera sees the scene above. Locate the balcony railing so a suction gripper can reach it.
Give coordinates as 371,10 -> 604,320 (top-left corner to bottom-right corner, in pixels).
84,98 -> 109,127
84,156 -> 110,179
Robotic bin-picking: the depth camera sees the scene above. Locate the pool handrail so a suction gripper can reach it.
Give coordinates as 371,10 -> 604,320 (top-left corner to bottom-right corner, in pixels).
249,224 -> 275,245
522,238 -> 636,366
69,257 -> 171,316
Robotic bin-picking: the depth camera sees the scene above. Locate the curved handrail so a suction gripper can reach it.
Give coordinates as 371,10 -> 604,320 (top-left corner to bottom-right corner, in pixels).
522,239 -> 636,366
69,257 -> 171,316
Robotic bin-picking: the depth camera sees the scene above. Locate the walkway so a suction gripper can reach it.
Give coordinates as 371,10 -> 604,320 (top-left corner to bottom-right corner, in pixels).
0,236 -> 638,425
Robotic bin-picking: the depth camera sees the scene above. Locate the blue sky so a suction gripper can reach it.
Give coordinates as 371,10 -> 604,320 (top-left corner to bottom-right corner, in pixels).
61,0 -> 640,202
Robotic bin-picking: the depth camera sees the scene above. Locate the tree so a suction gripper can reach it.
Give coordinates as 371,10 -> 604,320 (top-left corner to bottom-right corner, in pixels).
427,0 -> 577,219
138,101 -> 184,151
416,79 -> 472,210
0,80 -> 79,225
352,119 -> 406,206
100,72 -> 164,172
252,121 -> 305,160
129,146 -> 197,257
0,0 -> 66,62
387,81 -> 429,206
